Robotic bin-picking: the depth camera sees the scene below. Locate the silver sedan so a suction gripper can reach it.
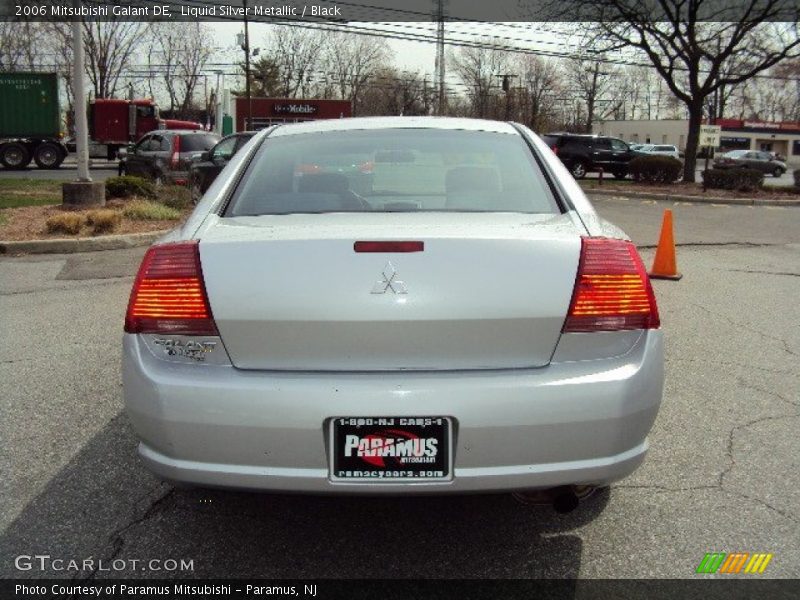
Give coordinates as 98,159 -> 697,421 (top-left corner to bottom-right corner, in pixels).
122,117 -> 664,508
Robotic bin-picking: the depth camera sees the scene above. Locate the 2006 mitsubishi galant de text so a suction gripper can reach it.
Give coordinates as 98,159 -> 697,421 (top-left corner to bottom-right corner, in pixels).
122,117 -> 664,504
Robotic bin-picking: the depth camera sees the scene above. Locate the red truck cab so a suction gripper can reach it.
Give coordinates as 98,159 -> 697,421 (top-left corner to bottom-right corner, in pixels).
89,98 -> 202,159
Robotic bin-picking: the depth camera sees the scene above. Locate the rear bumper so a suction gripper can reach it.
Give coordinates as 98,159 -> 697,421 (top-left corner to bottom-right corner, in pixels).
122,331 -> 664,494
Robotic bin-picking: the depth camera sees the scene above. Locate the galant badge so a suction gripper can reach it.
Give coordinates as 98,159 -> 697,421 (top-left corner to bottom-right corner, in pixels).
371,262 -> 408,294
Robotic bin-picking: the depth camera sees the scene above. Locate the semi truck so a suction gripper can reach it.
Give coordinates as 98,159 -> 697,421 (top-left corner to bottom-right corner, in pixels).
0,72 -> 202,170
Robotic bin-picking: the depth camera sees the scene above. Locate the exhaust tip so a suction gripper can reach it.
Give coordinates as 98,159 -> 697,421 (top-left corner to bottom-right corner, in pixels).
513,485 -> 595,512
552,488 -> 580,514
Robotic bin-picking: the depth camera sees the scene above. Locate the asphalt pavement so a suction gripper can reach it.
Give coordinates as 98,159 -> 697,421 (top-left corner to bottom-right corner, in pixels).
1,198 -> 798,580
0,162 -> 118,181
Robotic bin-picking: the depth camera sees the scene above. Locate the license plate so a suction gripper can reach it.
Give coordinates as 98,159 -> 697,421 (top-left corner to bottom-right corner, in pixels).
329,417 -> 452,481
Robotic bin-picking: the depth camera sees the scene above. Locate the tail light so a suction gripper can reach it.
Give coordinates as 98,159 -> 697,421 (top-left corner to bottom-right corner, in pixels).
358,160 -> 374,174
563,238 -> 660,332
124,241 -> 217,335
170,135 -> 181,169
551,145 -> 559,155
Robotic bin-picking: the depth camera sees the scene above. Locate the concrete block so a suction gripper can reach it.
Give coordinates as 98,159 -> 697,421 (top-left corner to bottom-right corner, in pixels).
62,181 -> 106,207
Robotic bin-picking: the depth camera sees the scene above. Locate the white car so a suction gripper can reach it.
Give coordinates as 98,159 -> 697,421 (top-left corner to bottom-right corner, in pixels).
636,144 -> 681,159
122,117 -> 664,510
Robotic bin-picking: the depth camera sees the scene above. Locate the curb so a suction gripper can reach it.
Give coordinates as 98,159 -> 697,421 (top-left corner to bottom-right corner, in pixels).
0,230 -> 168,255
583,187 -> 800,207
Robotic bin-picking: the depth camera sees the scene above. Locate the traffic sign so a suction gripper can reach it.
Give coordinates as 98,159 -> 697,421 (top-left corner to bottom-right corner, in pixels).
699,125 -> 721,147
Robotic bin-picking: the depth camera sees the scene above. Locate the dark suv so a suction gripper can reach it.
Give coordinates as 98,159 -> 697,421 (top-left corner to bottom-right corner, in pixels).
119,130 -> 220,185
542,133 -> 640,179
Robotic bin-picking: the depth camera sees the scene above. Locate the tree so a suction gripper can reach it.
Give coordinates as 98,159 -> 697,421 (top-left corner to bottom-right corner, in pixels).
358,68 -> 430,116
82,20 -> 146,99
574,0 -> 800,181
148,23 -> 213,117
515,55 -> 564,131
568,57 -> 623,132
323,31 -> 390,113
249,56 -> 282,97
450,44 -> 509,119
0,22 -> 41,70
265,25 -> 325,98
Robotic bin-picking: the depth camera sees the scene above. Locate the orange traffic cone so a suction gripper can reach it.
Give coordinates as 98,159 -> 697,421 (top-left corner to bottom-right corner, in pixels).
649,209 -> 682,280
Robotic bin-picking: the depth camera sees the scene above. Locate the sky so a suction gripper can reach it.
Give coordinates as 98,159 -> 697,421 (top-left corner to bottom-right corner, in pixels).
207,21 -> 585,89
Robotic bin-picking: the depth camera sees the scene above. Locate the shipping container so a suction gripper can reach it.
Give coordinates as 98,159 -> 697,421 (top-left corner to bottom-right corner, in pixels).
0,72 -> 61,138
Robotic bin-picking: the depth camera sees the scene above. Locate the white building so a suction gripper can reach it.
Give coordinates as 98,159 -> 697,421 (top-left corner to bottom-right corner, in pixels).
593,118 -> 800,167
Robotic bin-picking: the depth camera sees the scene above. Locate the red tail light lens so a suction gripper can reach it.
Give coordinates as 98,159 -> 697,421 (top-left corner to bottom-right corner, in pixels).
170,135 -> 181,169
124,241 -> 217,335
354,241 -> 424,253
551,145 -> 559,155
563,238 -> 660,332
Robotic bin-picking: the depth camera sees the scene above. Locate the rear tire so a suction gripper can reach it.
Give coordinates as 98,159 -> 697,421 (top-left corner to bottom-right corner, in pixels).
773,167 -> 783,178
0,143 -> 31,170
33,143 -> 64,169
570,161 -> 588,179
612,170 -> 627,180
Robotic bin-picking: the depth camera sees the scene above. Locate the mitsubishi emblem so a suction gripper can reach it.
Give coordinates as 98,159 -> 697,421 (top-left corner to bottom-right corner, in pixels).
371,262 -> 408,294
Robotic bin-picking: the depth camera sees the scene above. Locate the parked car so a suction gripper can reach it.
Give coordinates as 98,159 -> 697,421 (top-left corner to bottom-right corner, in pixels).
541,132 -> 641,179
188,132 -> 255,203
122,117 -> 664,507
713,149 -> 786,177
636,144 -> 681,159
119,130 -> 220,185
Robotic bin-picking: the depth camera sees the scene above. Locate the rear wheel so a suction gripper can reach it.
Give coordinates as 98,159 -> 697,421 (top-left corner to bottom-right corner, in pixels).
570,161 -> 588,179
773,167 -> 784,178
612,170 -> 627,180
0,143 -> 31,170
33,143 -> 65,169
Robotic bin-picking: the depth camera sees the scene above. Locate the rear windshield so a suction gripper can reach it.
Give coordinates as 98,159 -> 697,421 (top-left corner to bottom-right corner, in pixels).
225,129 -> 559,216
179,134 -> 219,151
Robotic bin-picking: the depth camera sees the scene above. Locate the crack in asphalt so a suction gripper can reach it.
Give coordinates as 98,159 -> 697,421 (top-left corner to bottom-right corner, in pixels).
691,302 -> 799,358
722,268 -> 800,278
0,278 -> 129,297
619,383 -> 799,524
637,241 -> 786,249
666,356 -> 800,377
69,486 -> 175,586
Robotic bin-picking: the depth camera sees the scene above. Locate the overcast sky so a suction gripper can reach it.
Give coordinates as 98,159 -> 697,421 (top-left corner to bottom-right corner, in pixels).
207,21 -> 583,86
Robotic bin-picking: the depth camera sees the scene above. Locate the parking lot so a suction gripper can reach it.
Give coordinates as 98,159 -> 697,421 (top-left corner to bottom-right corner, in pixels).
1,196 -> 798,580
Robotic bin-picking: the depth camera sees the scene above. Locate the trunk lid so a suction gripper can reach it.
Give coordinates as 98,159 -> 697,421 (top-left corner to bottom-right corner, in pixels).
198,212 -> 584,371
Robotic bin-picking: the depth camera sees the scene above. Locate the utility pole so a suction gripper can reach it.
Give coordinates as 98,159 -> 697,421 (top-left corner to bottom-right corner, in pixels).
433,0 -> 447,115
72,16 -> 89,182
496,74 -> 518,120
62,0 -> 104,208
243,0 -> 252,130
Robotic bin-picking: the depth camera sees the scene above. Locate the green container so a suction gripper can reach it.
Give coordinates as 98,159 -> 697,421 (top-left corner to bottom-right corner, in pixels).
0,72 -> 61,138
222,114 -> 233,136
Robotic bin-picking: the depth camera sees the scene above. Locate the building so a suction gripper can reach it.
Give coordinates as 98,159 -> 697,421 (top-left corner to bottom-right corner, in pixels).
233,97 -> 353,132
593,118 -> 800,167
